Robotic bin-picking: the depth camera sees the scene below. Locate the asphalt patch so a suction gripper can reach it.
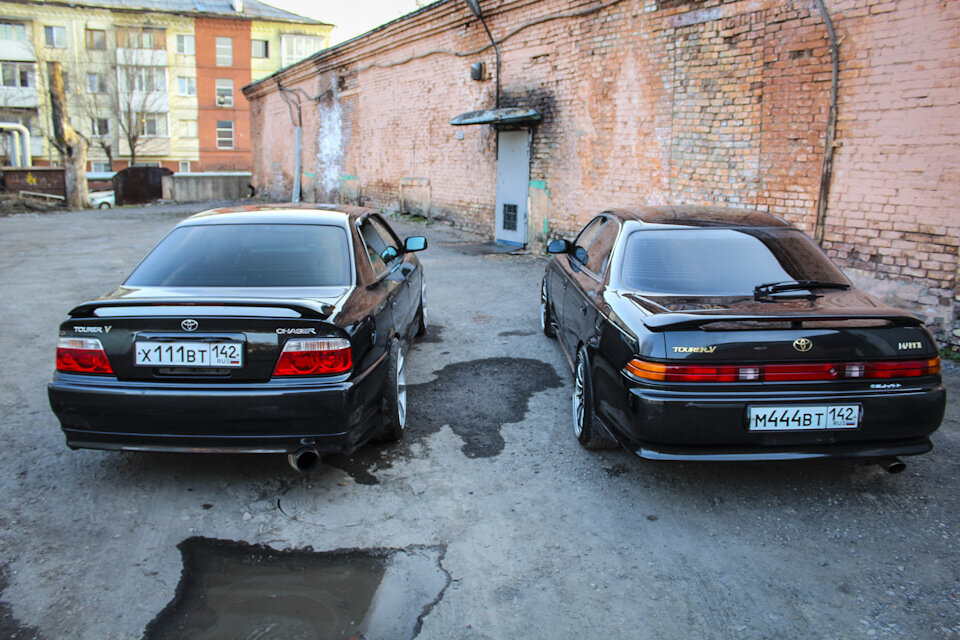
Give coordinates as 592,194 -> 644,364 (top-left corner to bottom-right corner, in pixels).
144,538 -> 449,640
498,329 -> 536,337
326,357 -> 562,482
0,566 -> 45,640
439,241 -> 524,256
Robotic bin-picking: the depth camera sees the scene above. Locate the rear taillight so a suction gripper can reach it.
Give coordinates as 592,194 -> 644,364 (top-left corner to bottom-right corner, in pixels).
273,338 -> 352,376
624,357 -> 940,383
56,337 -> 114,374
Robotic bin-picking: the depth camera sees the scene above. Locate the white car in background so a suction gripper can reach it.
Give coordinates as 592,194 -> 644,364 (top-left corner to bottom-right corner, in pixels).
88,191 -> 115,209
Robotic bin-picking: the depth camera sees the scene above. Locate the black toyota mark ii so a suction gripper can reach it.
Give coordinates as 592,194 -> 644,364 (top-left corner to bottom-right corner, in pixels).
48,204 -> 427,473
542,207 -> 945,470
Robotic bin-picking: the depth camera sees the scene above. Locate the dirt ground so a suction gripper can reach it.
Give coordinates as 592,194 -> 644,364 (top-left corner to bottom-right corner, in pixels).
0,204 -> 957,639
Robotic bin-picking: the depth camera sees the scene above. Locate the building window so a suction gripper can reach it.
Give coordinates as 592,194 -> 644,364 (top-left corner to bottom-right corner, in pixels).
90,118 -> 110,136
179,119 -> 198,138
177,76 -> 196,96
87,72 -> 108,94
90,161 -> 112,172
281,35 -> 322,67
142,113 -> 167,137
1,62 -> 34,88
176,34 -> 195,55
85,28 -> 106,50
179,160 -> 191,173
44,26 -> 66,48
215,79 -> 233,107
216,120 -> 234,149
215,37 -> 232,66
133,161 -> 160,167
0,22 -> 28,41
125,67 -> 165,92
251,39 -> 269,58
117,26 -> 165,50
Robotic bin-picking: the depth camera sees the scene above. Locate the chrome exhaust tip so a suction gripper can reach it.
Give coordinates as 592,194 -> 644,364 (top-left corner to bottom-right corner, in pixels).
287,447 -> 322,474
878,457 -> 906,474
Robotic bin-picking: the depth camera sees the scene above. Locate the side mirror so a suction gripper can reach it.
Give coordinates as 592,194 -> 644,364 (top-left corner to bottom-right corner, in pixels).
547,239 -> 570,254
404,236 -> 427,252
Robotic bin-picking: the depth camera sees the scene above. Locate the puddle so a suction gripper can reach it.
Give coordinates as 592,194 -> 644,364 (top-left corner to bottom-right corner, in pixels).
144,539 -> 448,640
498,329 -> 536,337
325,357 -> 562,483
0,566 -> 45,640
415,323 -> 444,345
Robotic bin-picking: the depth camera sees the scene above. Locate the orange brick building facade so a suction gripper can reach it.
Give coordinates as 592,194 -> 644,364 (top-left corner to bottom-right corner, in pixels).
243,0 -> 960,347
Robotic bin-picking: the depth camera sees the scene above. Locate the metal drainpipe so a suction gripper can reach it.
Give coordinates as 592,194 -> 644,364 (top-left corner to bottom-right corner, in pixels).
292,124 -> 302,203
814,0 -> 840,245
0,123 -> 32,166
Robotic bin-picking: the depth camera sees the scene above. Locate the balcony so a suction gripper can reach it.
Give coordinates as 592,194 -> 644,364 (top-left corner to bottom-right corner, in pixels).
0,86 -> 39,108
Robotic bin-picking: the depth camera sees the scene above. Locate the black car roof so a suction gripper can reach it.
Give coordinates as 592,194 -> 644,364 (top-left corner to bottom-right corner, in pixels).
180,203 -> 374,227
605,206 -> 792,228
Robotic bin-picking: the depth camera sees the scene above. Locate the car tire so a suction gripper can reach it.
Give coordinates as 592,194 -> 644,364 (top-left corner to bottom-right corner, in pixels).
377,338 -> 407,442
98,202 -> 111,209
541,278 -> 557,338
573,346 -> 617,450
415,277 -> 427,337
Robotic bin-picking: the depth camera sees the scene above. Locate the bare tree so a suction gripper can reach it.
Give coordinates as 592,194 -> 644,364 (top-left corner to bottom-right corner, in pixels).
75,68 -> 115,168
113,53 -> 168,167
47,61 -> 88,209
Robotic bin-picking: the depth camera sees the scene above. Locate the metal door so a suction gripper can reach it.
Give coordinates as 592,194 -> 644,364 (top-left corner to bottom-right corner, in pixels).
494,129 -> 531,245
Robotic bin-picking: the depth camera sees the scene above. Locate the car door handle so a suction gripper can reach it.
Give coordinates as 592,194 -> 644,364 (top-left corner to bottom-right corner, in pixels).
562,281 -> 567,290
580,303 -> 588,315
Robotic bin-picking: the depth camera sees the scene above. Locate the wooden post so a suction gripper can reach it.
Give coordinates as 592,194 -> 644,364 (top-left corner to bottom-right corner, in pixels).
48,62 -> 88,210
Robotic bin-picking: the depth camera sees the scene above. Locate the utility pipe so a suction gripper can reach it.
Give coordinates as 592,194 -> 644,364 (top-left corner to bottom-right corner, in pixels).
463,0 -> 501,108
813,0 -> 840,245
0,122 -> 32,167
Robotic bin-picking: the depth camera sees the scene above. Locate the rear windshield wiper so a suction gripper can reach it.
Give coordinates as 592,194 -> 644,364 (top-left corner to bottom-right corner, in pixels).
754,280 -> 850,299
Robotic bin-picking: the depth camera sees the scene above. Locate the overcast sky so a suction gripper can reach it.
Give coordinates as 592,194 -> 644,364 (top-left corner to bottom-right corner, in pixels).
266,0 -> 434,45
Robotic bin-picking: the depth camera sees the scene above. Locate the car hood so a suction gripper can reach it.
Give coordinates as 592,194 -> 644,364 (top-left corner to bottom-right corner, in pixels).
616,288 -> 923,329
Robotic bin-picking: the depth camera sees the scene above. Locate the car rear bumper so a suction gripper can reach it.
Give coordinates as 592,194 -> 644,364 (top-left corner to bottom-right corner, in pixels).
612,380 -> 946,460
48,355 -> 387,455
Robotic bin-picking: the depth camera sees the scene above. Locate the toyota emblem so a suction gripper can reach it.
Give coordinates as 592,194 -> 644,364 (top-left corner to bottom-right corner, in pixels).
181,319 -> 199,332
793,338 -> 812,352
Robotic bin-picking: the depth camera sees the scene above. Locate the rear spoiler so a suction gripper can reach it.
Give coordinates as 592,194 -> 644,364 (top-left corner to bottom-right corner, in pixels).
642,311 -> 923,331
68,298 -> 335,320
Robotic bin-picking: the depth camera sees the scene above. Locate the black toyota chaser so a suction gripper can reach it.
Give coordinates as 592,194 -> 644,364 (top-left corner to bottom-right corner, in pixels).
48,204 -> 427,473
542,207 -> 946,471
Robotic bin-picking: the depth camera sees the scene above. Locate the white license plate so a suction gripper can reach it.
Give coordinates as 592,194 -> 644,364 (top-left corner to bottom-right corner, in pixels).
135,341 -> 243,368
748,405 -> 860,431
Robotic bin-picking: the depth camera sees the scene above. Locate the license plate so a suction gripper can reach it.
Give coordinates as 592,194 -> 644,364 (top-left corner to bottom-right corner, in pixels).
135,341 -> 243,368
748,405 -> 860,431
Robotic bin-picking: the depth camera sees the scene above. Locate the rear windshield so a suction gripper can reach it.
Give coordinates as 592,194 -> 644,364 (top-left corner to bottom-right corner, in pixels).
125,224 -> 351,287
620,228 -> 848,296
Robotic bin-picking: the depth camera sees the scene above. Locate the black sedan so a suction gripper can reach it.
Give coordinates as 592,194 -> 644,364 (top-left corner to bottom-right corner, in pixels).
542,207 -> 945,470
48,204 -> 427,473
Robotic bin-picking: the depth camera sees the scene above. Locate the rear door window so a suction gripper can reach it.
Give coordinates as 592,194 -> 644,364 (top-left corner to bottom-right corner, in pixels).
125,224 -> 351,287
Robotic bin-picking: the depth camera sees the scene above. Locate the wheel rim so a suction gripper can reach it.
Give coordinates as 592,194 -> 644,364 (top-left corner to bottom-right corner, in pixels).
573,356 -> 585,438
396,349 -> 407,428
540,281 -> 548,331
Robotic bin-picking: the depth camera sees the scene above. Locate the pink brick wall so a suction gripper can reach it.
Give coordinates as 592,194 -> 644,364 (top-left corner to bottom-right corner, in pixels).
244,0 -> 960,347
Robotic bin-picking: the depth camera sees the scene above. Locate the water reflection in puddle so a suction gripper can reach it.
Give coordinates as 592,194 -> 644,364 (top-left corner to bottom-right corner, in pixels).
145,538 -> 449,640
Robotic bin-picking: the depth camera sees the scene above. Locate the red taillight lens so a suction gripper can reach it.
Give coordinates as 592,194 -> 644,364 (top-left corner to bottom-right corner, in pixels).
273,338 -> 352,376
624,356 -> 941,383
56,337 -> 114,374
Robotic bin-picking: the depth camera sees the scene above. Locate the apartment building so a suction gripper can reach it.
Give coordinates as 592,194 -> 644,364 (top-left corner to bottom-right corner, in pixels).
0,0 -> 332,173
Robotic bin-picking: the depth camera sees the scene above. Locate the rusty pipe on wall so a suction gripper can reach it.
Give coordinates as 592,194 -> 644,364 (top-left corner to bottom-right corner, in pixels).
813,0 -> 840,245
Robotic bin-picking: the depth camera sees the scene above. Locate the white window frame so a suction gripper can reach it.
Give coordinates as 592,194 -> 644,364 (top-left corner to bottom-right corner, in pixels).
44,25 -> 66,48
86,72 -> 107,94
90,117 -> 110,136
177,76 -> 196,96
281,34 -> 321,67
251,39 -> 269,59
215,37 -> 232,66
130,67 -> 165,93
176,34 -> 195,55
179,119 -> 198,138
216,120 -> 234,149
215,79 -> 233,107
178,160 -> 191,173
1,61 -> 34,88
142,113 -> 168,137
0,23 -> 28,41
90,161 -> 112,172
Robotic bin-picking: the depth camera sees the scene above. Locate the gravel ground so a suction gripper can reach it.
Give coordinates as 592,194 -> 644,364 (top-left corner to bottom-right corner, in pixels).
0,203 -> 957,639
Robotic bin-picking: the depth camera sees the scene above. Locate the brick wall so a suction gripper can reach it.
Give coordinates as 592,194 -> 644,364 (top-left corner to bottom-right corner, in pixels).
243,0 -> 960,347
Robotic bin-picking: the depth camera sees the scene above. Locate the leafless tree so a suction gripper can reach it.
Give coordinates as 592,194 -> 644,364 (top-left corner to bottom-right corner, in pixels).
47,61 -> 88,208
112,52 -> 168,167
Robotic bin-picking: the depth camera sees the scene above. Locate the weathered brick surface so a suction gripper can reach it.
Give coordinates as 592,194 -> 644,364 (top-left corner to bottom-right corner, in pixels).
244,0 -> 960,347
